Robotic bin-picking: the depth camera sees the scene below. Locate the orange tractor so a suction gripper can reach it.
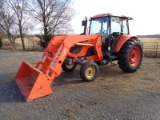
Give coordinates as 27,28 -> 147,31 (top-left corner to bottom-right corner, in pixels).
15,13 -> 143,101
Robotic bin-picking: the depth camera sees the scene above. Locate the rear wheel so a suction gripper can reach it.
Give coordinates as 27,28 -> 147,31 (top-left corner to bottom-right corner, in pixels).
80,61 -> 99,82
62,63 -> 77,72
118,39 -> 143,73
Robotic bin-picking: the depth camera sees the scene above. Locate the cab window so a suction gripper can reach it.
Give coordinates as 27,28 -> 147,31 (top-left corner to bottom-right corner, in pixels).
111,17 -> 121,33
122,19 -> 129,34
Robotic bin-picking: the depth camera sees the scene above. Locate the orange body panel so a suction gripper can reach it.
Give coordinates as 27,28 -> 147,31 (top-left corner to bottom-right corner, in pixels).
15,34 -> 103,101
114,35 -> 137,52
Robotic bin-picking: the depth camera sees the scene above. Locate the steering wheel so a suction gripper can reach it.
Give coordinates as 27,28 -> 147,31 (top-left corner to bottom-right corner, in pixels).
109,32 -> 122,40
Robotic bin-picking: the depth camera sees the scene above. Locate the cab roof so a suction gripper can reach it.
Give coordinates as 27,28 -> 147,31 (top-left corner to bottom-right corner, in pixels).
92,13 -> 133,20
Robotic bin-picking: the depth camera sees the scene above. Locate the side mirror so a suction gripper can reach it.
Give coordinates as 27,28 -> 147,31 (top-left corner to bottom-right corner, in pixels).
82,20 -> 87,26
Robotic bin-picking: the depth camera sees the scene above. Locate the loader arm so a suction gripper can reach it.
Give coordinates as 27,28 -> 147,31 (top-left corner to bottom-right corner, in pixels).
15,34 -> 103,101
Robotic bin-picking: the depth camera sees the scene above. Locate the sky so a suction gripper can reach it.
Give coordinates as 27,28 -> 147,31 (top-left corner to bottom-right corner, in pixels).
71,0 -> 160,35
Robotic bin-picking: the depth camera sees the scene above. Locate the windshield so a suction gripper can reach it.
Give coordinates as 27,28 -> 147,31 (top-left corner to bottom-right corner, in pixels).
89,17 -> 110,36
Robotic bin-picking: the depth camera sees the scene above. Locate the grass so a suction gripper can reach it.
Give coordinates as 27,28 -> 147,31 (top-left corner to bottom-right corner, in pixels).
139,37 -> 160,43
139,37 -> 160,57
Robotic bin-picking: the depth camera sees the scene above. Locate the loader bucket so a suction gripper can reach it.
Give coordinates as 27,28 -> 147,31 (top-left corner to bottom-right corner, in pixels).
15,61 -> 52,102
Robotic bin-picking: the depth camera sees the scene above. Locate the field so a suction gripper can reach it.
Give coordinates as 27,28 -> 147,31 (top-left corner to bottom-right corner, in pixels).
1,37 -> 160,57
1,37 -> 42,50
0,50 -> 160,120
139,37 -> 160,57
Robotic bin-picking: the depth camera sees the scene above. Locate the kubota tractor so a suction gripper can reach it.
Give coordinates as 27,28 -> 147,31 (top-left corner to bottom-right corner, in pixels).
15,13 -> 143,102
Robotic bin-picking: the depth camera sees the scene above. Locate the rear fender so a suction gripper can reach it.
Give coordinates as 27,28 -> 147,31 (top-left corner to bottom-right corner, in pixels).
114,35 -> 138,52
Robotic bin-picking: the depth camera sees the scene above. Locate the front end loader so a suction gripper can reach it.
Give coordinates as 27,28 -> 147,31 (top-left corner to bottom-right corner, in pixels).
15,13 -> 143,102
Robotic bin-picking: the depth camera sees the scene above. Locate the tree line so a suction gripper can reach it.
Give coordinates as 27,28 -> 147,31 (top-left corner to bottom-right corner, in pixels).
0,0 -> 74,50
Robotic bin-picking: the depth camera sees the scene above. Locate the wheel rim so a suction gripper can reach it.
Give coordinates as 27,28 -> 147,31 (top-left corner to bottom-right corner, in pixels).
85,66 -> 96,79
129,46 -> 141,66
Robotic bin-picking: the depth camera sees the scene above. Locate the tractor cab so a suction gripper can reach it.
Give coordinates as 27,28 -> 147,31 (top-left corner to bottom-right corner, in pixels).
89,14 -> 132,35
82,13 -> 133,50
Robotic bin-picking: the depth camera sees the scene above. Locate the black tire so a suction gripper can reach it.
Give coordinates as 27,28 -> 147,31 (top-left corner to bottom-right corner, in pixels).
62,62 -> 77,72
118,39 -> 143,73
80,61 -> 99,82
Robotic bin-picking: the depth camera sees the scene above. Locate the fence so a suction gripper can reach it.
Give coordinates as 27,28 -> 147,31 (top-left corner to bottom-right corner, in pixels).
142,42 -> 160,57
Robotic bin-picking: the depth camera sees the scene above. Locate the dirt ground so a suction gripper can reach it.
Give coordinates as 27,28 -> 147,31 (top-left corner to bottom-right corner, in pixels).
0,50 -> 160,120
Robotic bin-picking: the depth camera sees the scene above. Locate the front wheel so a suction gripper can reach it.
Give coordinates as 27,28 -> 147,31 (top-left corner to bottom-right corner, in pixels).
80,61 -> 99,82
62,62 -> 77,72
118,39 -> 143,73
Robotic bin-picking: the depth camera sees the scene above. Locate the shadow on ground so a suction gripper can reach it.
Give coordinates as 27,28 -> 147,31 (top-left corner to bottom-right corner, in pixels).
0,72 -> 25,103
0,70 -> 84,103
53,70 -> 84,86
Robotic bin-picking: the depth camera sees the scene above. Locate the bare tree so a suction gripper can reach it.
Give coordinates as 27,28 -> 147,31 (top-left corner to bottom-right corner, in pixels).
0,0 -> 74,49
7,0 -> 31,50
0,1 -> 5,43
30,0 -> 74,47
0,0 -> 16,48
0,29 -> 3,48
